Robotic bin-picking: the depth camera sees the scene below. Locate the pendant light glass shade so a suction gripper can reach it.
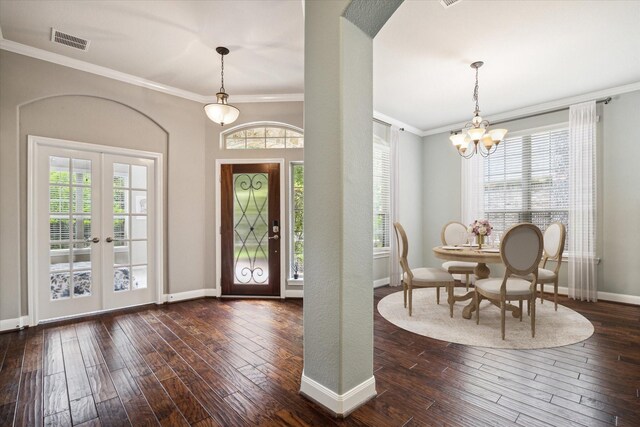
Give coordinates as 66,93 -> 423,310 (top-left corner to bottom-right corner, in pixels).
204,46 -> 240,126
205,92 -> 240,126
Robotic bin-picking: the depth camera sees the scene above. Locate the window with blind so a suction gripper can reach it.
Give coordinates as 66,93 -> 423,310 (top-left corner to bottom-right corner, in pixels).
484,127 -> 569,245
373,122 -> 391,250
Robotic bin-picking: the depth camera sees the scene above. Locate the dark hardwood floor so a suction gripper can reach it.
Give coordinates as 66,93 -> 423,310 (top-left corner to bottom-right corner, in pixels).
1,286 -> 639,426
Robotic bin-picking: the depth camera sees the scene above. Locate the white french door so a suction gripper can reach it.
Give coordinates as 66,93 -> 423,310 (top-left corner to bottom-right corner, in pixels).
102,154 -> 156,310
33,140 -> 159,322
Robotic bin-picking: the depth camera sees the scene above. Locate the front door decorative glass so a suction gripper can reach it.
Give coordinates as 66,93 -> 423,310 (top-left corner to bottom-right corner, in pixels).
233,172 -> 269,285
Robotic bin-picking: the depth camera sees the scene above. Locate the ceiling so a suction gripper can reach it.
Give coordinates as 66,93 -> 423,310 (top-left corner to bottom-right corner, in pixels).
0,0 -> 304,96
374,0 -> 640,131
1,1 -> 639,132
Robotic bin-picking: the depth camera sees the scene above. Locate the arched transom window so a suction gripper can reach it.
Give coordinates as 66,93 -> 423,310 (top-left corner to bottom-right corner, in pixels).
223,124 -> 304,149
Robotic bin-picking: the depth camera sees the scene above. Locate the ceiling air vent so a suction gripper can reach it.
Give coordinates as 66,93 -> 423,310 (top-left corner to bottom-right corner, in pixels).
440,0 -> 462,8
50,28 -> 90,51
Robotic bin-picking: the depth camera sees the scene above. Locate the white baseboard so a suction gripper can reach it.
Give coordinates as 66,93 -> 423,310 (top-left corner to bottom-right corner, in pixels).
373,277 -> 389,288
0,316 -> 29,332
165,288 -> 216,303
300,373 -> 376,416
285,289 -> 304,298
545,285 -> 640,306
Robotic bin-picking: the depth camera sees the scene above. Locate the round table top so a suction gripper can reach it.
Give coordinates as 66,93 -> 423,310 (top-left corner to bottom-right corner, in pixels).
432,245 -> 502,264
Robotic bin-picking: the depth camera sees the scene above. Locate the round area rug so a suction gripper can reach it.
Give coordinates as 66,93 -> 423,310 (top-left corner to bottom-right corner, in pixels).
377,288 -> 594,349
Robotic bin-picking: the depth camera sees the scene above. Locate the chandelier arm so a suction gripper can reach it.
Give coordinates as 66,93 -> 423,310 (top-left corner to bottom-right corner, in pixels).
458,148 -> 476,159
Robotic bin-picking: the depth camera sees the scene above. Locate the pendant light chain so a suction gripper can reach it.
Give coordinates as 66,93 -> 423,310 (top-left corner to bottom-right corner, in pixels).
220,53 -> 225,93
473,66 -> 480,114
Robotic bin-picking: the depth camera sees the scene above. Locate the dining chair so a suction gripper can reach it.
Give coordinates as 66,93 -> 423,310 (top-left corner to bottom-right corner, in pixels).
474,223 -> 543,340
394,222 -> 456,317
537,222 -> 566,310
440,221 -> 477,290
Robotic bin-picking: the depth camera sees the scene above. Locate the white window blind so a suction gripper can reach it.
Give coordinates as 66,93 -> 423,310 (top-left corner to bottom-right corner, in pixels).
484,128 -> 570,244
373,122 -> 391,249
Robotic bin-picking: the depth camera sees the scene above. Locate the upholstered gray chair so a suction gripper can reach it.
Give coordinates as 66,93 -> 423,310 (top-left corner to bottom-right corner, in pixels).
394,222 -> 456,317
474,223 -> 543,340
440,221 -> 477,290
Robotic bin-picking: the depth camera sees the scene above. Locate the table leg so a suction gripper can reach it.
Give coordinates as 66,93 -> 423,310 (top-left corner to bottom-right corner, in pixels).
474,263 -> 490,279
462,263 -> 490,319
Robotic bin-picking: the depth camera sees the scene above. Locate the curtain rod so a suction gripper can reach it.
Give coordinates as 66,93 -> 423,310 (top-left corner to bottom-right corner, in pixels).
373,117 -> 405,131
452,96 -> 612,133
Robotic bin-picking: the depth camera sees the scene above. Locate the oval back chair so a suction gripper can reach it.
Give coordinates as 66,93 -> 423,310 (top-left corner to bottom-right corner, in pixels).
393,222 -> 455,317
474,223 -> 543,340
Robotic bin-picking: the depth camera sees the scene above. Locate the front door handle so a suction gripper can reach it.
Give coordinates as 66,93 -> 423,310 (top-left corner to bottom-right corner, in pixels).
268,235 -> 279,240
106,237 -> 114,243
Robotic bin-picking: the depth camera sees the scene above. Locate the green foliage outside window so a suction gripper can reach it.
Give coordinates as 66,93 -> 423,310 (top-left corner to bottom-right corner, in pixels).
292,164 -> 304,276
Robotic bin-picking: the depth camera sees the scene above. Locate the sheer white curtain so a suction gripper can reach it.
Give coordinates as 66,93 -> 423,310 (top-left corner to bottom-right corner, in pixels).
389,126 -> 401,287
461,154 -> 485,227
568,101 -> 598,301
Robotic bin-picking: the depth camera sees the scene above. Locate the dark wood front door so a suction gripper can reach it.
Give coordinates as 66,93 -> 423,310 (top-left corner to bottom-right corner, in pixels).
221,163 -> 280,296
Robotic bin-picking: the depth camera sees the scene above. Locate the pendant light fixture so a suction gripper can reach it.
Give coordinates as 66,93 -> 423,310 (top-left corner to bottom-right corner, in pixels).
204,46 -> 240,126
449,61 -> 507,158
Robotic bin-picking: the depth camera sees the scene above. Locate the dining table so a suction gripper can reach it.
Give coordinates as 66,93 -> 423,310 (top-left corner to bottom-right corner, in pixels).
433,245 -> 522,320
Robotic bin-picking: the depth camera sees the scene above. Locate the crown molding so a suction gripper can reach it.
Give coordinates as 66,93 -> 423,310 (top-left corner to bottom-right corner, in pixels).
422,81 -> 640,137
0,38 -> 304,104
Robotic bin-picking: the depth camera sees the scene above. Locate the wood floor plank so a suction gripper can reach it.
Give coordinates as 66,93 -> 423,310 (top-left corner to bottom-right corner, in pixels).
95,397 -> 130,427
44,409 -> 72,427
2,288 -> 639,426
14,369 -> 43,427
43,372 -> 69,417
135,373 -> 188,426
61,338 -> 93,401
70,395 -> 98,426
86,364 -> 118,403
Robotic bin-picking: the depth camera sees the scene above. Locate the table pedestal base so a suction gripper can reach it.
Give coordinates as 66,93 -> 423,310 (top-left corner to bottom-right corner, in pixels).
462,298 -> 521,320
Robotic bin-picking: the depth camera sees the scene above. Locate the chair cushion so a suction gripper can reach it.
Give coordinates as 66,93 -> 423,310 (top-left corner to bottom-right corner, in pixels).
405,267 -> 453,284
475,277 -> 533,296
537,268 -> 556,282
442,261 -> 477,271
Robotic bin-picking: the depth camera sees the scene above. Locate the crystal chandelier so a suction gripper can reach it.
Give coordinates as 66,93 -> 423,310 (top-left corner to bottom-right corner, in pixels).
449,61 -> 507,158
204,47 -> 240,126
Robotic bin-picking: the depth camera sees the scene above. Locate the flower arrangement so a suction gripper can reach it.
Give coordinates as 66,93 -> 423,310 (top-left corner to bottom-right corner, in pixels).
468,219 -> 493,237
468,219 -> 493,248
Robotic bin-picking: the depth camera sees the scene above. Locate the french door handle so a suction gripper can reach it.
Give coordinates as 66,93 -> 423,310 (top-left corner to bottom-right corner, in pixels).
88,237 -> 100,243
268,235 -> 279,240
106,237 -> 114,243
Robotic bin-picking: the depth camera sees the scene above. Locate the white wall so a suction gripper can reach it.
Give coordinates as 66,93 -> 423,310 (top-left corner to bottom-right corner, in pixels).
421,90 -> 640,298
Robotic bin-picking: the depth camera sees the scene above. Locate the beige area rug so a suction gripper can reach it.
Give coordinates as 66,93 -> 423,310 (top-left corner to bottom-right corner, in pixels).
377,288 -> 594,349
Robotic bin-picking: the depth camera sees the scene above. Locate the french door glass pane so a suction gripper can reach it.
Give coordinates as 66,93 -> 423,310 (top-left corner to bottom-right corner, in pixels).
112,162 -> 149,293
114,267 -> 130,292
131,216 -> 147,239
233,172 -> 269,285
73,270 -> 92,297
131,165 -> 147,189
132,266 -> 147,289
49,155 -> 94,301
